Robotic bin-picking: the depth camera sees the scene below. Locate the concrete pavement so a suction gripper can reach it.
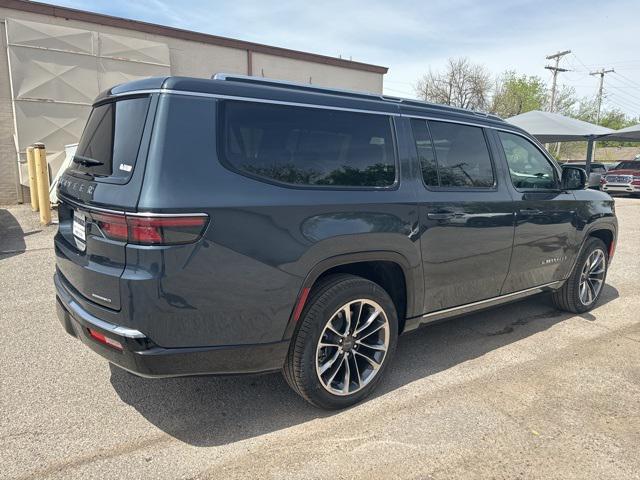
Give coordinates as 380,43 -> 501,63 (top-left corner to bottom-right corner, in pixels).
1,198 -> 639,479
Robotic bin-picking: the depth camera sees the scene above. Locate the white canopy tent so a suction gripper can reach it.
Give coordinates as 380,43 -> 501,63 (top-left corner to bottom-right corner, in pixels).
507,110 -> 614,143
599,123 -> 640,142
507,110 -> 615,174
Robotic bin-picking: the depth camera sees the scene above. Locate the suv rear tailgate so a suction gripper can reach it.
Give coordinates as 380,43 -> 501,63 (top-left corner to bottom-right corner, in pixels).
54,94 -> 156,310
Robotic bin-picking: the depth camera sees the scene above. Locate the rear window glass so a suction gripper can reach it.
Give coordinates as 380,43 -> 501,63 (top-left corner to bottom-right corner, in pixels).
72,96 -> 150,180
221,101 -> 396,187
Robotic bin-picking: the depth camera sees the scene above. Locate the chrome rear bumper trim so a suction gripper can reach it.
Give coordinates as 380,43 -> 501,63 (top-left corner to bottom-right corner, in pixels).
54,273 -> 145,339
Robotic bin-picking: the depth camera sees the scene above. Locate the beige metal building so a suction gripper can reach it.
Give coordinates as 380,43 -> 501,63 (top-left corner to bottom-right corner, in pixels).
0,0 -> 387,204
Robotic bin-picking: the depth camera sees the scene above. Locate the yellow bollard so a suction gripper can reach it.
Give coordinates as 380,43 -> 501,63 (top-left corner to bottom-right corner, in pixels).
26,146 -> 39,212
33,143 -> 52,225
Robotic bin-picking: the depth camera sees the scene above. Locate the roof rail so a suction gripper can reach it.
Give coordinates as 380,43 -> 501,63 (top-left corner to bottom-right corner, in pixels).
212,73 -> 384,101
211,73 -> 503,121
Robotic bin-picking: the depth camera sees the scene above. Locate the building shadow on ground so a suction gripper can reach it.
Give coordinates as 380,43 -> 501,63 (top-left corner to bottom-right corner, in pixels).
0,208 -> 29,259
110,285 -> 619,447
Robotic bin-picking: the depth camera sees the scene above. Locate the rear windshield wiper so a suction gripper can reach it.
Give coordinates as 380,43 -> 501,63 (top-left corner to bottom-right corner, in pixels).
73,155 -> 104,167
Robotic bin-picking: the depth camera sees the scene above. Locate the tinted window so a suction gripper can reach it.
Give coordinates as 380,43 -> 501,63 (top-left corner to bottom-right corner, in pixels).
72,97 -> 150,180
411,120 -> 494,188
222,101 -> 396,187
498,132 -> 558,190
410,119 -> 438,186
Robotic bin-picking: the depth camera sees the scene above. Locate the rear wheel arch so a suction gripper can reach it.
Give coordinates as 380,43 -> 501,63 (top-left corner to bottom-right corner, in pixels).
588,228 -> 615,256
283,252 -> 416,340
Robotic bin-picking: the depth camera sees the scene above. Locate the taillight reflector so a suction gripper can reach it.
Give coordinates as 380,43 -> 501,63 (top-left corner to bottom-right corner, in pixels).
90,212 -> 208,245
88,328 -> 123,350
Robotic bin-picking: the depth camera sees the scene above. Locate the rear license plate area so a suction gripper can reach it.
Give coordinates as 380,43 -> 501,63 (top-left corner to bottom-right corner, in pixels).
73,210 -> 86,251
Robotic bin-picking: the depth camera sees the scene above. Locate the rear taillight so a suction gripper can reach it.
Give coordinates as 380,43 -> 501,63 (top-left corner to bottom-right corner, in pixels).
632,177 -> 640,186
600,177 -> 607,185
93,213 -> 128,242
91,212 -> 208,245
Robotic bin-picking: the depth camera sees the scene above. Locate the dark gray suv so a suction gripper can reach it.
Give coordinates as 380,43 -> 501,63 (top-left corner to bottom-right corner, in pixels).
55,75 -> 617,409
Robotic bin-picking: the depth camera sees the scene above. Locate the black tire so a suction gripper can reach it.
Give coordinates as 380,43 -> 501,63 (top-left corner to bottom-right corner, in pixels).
283,274 -> 398,409
552,237 -> 609,313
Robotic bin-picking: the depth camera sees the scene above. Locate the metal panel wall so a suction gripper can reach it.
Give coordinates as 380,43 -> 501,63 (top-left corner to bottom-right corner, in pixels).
5,18 -> 171,185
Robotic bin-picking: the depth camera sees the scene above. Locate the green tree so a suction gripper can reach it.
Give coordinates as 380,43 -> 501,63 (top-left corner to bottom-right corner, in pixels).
490,71 -> 547,118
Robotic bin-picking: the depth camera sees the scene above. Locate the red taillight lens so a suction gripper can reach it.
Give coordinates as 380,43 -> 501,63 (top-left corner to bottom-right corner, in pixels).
632,177 -> 640,186
88,328 -> 123,350
600,177 -> 607,185
90,212 -> 208,245
128,216 -> 208,245
93,213 -> 128,241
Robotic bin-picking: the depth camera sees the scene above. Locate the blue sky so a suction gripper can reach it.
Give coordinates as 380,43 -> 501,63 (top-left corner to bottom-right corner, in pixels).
48,0 -> 640,116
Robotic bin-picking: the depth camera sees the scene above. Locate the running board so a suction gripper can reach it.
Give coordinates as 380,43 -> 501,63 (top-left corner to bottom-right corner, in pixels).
403,281 -> 563,332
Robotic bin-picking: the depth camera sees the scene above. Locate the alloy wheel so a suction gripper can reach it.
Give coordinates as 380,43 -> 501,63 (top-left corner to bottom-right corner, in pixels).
579,248 -> 606,305
315,299 -> 390,396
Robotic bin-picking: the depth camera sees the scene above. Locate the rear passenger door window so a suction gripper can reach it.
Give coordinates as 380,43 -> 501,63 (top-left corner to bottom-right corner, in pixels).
222,101 -> 396,188
497,132 -> 559,190
410,119 -> 495,188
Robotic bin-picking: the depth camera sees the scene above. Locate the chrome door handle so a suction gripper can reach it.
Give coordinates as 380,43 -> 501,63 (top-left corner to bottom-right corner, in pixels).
519,209 -> 544,216
427,212 -> 455,220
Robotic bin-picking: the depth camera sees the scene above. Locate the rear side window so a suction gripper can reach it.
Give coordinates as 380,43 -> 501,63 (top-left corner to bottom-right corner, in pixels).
72,96 -> 150,180
410,119 -> 495,188
221,101 -> 396,187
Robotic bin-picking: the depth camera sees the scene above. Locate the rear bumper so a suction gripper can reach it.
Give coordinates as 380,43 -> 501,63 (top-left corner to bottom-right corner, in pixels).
55,273 -> 289,377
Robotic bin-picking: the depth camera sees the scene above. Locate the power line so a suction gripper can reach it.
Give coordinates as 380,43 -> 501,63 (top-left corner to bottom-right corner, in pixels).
602,88 -> 640,110
602,92 -> 640,114
605,76 -> 640,105
614,71 -> 640,89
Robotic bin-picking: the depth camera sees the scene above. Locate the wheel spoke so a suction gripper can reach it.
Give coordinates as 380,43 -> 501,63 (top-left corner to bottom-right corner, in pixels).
356,339 -> 386,351
358,322 -> 384,340
319,341 -> 341,348
342,305 -> 352,335
350,354 -> 362,387
319,348 -> 342,375
354,308 -> 381,336
354,350 -> 381,371
352,301 -> 364,334
585,280 -> 594,304
326,324 -> 343,338
326,354 -> 346,385
342,354 -> 351,394
579,281 -> 587,302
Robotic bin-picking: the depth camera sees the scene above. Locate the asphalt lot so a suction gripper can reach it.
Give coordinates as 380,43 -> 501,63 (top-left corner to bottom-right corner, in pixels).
1,198 -> 639,480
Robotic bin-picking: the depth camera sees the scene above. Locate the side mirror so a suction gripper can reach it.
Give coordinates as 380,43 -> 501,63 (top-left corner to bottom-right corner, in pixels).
561,166 -> 587,190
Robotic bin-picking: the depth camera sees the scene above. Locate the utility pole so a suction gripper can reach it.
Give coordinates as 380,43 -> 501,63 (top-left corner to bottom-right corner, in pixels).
587,68 -> 614,173
545,50 -> 571,112
590,68 -> 615,124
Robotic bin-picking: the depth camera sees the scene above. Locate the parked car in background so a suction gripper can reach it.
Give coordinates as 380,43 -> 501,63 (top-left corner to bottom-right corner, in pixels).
601,161 -> 640,196
562,162 -> 608,189
54,75 -> 618,409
